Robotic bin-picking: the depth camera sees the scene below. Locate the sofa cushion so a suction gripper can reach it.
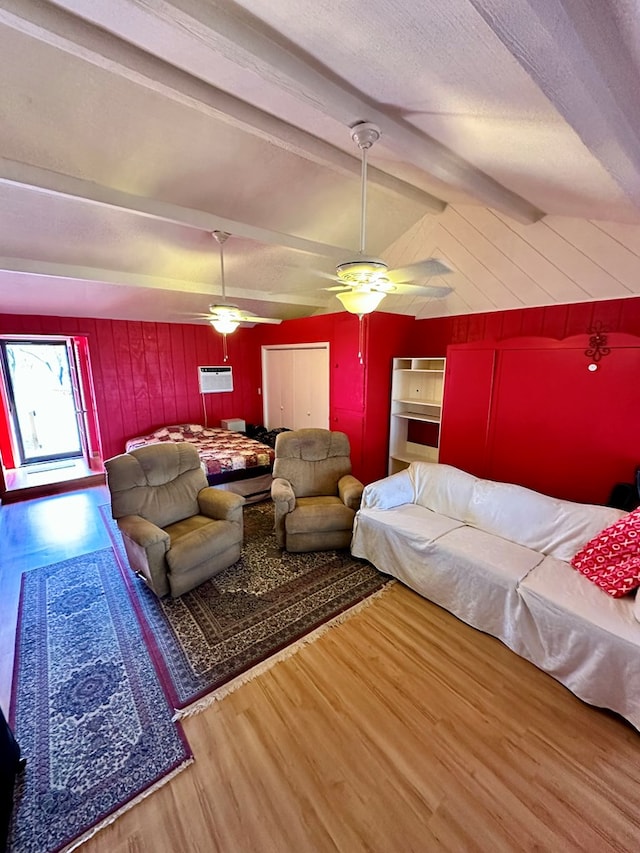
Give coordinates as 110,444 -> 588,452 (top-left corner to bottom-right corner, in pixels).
354,503 -> 464,548
520,555 -> 640,643
165,518 -> 238,573
517,556 -> 640,725
570,509 -> 640,597
286,496 -> 355,535
351,507 -> 541,650
406,462 -> 624,559
432,526 -> 544,584
411,462 -> 477,520
464,479 -> 625,561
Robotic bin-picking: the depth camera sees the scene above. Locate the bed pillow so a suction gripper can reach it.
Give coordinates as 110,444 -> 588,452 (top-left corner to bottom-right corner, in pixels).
570,508 -> 640,597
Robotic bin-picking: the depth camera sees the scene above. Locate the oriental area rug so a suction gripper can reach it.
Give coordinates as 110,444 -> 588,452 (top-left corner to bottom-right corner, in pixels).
102,501 -> 390,718
8,549 -> 193,853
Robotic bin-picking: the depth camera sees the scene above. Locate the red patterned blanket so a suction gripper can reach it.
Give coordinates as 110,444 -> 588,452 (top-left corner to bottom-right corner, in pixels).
125,424 -> 275,478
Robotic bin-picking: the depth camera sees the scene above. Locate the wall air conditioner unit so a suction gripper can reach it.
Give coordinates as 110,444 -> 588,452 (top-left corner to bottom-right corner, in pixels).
198,365 -> 233,393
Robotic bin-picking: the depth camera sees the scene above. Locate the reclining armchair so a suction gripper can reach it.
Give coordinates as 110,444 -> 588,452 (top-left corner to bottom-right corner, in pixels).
271,428 -> 364,552
105,441 -> 244,598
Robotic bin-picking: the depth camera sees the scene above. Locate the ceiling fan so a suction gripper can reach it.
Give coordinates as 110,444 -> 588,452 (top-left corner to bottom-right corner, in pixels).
327,122 -> 453,315
207,231 -> 282,333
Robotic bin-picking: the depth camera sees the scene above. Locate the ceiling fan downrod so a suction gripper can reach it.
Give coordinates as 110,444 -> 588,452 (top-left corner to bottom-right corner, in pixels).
212,230 -> 231,301
350,122 -> 381,256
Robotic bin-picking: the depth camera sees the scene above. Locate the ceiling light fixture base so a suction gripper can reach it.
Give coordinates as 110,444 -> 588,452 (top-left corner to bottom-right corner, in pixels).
335,257 -> 389,284
212,230 -> 231,245
350,122 -> 381,150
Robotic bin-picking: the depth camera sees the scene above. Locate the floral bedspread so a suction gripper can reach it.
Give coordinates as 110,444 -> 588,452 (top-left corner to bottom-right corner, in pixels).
125,424 -> 274,477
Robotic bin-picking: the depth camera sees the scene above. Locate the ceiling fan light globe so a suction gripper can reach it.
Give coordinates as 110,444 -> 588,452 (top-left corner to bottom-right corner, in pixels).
210,317 -> 240,334
336,289 -> 386,315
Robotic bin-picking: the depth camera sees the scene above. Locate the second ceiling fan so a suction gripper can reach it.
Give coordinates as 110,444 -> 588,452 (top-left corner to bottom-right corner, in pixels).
208,230 -> 282,333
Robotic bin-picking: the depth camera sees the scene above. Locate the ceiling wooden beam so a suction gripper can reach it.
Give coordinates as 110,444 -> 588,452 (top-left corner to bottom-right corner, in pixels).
11,0 -> 542,221
0,158 -> 356,260
1,0 -> 445,214
469,0 -> 640,211
0,256 -> 330,308
127,0 -> 540,221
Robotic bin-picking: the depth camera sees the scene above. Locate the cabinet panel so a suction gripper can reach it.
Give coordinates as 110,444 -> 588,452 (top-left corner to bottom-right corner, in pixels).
488,346 -> 640,504
438,347 -> 496,477
330,313 -> 364,411
332,407 -> 365,482
440,337 -> 640,505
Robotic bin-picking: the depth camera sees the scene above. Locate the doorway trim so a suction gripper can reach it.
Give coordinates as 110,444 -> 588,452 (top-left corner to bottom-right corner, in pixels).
0,334 -> 103,473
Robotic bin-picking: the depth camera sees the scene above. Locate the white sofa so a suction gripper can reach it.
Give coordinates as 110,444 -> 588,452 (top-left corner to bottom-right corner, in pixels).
351,461 -> 640,731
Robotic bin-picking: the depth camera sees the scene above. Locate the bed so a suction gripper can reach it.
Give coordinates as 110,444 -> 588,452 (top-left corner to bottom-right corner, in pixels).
124,423 -> 276,488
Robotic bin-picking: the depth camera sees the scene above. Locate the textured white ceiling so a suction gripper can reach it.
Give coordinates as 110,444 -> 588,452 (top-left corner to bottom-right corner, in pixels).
1,0 -> 640,325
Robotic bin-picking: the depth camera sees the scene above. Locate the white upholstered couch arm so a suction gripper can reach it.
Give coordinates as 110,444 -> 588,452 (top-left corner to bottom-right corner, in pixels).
360,468 -> 415,510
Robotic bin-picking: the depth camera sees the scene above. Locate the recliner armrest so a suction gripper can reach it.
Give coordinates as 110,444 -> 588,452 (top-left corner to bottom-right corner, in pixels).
117,514 -> 170,549
198,487 -> 245,522
338,474 -> 364,510
271,477 -> 295,512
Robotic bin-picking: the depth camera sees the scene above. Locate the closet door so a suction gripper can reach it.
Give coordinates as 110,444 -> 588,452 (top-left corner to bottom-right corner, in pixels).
292,346 -> 329,429
262,345 -> 329,430
263,348 -> 294,428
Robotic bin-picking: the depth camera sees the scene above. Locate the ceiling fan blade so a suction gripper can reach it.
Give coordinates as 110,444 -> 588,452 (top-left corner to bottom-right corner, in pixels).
383,281 -> 453,297
323,281 -> 452,298
240,315 -> 282,325
313,269 -> 341,282
387,258 -> 453,281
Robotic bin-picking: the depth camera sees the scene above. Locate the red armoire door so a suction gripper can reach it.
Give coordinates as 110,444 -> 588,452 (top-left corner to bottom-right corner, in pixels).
486,342 -> 640,505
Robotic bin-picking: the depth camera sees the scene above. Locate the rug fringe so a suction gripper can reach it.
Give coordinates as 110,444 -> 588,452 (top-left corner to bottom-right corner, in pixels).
59,758 -> 194,853
173,580 -> 395,720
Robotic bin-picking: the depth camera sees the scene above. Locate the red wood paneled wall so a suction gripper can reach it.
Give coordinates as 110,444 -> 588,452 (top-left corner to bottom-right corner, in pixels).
254,310 -> 414,484
0,314 -> 263,463
413,297 -> 640,504
6,295 -> 637,500
410,297 -> 640,355
0,310 -> 410,485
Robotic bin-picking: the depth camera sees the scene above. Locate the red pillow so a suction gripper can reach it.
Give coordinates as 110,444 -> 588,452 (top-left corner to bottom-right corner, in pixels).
570,508 -> 640,597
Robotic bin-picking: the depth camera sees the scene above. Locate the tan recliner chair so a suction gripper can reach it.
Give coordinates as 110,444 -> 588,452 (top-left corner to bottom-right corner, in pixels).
271,428 -> 364,552
105,442 -> 245,598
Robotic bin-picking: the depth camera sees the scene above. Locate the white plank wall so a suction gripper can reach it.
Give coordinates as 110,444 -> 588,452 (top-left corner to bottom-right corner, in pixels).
383,205 -> 640,318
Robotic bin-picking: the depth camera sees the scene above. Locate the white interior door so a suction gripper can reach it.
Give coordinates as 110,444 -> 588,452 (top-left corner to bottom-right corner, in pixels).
293,346 -> 329,429
262,344 -> 329,430
263,348 -> 293,428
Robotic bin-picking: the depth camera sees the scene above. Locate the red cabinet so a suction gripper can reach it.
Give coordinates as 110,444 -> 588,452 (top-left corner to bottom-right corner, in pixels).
440,335 -> 640,505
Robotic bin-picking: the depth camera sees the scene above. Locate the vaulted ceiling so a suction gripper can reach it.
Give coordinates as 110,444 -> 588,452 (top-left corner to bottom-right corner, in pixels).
2,0 -> 640,325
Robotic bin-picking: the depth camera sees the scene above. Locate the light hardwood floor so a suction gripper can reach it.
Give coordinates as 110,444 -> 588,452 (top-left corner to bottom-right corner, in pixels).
3,489 -> 640,852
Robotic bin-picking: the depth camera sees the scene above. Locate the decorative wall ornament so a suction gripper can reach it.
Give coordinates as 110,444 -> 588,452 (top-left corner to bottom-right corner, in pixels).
585,322 -> 611,371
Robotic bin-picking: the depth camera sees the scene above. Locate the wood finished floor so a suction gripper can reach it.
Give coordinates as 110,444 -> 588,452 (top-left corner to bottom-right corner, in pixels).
2,488 -> 640,852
